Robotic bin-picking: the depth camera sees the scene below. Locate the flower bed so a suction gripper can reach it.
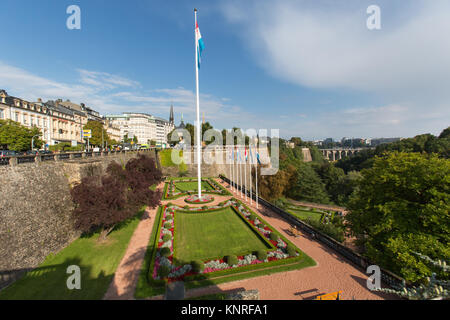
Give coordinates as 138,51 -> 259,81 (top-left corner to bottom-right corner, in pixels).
163,178 -> 231,199
150,198 -> 302,283
184,194 -> 214,204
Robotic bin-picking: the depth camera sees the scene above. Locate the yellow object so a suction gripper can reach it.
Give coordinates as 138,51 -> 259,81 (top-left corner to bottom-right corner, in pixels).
315,291 -> 342,300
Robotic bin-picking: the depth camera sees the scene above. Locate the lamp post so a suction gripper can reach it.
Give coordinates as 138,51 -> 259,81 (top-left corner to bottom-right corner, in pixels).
31,134 -> 41,151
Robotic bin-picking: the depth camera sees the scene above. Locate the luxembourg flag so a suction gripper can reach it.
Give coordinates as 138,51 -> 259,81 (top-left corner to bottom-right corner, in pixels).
196,22 -> 205,69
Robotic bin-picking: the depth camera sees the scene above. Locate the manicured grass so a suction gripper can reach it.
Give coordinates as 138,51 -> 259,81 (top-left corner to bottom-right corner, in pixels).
159,149 -> 183,167
0,209 -> 145,300
174,207 -> 270,264
174,180 -> 213,192
287,208 -> 322,223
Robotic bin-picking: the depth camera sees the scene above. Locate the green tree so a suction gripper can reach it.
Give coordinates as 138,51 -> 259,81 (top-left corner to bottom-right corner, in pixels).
0,119 -> 43,151
83,121 -> 110,147
287,162 -> 330,204
346,152 -> 450,282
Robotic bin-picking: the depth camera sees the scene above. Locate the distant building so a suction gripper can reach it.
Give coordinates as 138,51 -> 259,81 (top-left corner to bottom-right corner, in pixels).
105,111 -> 174,145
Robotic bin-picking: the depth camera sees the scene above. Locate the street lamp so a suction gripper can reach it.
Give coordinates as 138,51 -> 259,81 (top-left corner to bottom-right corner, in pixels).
31,134 -> 41,151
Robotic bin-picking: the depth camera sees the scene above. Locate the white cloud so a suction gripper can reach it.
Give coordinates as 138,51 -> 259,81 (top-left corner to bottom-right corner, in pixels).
221,0 -> 450,138
0,61 -> 249,128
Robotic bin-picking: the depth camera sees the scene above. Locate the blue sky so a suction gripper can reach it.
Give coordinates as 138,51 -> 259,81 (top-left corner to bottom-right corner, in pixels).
0,0 -> 449,140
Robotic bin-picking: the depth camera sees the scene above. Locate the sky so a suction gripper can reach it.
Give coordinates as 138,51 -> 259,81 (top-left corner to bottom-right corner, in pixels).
0,0 -> 449,140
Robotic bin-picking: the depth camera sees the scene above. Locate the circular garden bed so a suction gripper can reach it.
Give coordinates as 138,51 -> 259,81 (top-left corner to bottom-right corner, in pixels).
184,194 -> 215,204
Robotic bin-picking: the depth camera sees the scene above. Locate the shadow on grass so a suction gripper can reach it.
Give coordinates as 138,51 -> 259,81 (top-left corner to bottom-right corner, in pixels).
79,206 -> 147,240
0,257 -> 113,300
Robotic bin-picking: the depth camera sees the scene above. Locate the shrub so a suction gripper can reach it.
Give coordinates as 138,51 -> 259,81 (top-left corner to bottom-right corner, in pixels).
256,250 -> 268,260
162,234 -> 171,242
270,232 -> 279,241
158,265 -> 171,278
225,255 -> 238,266
286,245 -> 296,257
160,247 -> 171,257
218,201 -> 224,207
249,214 -> 256,221
184,205 -> 189,209
164,222 -> 172,229
192,260 -> 205,273
202,205 -> 208,210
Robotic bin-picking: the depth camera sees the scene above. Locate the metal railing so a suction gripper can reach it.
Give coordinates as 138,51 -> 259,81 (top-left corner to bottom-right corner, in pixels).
220,174 -> 406,289
0,149 -> 154,166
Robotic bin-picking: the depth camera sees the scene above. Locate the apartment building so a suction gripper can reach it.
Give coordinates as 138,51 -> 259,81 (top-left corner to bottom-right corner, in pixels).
0,90 -> 105,147
105,112 -> 174,144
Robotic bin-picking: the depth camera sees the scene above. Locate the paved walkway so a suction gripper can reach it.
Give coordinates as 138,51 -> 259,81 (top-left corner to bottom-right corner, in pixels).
104,178 -> 394,300
103,182 -> 165,300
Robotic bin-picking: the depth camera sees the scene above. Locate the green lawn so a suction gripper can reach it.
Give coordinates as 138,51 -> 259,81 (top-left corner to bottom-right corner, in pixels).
174,207 -> 270,264
0,209 -> 145,300
287,208 -> 322,223
173,180 -> 213,192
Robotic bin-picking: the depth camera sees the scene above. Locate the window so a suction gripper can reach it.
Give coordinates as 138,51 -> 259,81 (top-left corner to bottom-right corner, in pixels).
0,109 -> 3,119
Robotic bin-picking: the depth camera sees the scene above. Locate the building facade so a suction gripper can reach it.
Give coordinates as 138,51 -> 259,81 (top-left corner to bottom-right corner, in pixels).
105,112 -> 174,145
0,90 -> 105,148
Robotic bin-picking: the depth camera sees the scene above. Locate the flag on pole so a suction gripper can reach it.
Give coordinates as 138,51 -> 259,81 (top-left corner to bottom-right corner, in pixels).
245,147 -> 248,162
196,22 -> 205,69
256,149 -> 261,165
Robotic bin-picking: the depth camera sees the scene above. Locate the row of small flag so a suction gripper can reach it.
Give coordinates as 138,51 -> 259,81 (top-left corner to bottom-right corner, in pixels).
229,146 -> 261,165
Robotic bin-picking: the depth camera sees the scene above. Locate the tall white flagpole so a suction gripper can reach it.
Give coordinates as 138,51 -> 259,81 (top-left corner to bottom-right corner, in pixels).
194,9 -> 202,199
256,147 -> 259,209
249,145 -> 253,205
229,146 -> 232,190
244,147 -> 247,201
240,146 -> 243,198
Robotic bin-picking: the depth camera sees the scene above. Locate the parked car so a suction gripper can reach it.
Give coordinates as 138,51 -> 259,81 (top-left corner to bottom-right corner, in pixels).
93,147 -> 100,152
0,150 -> 17,158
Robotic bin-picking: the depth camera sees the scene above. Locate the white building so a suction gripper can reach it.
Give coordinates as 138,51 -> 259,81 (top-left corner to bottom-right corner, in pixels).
105,112 -> 174,145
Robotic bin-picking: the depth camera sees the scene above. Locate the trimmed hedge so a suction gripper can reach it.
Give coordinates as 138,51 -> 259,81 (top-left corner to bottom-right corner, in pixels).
270,232 -> 279,241
158,265 -> 171,278
286,245 -> 296,257
160,247 -> 171,257
162,234 -> 171,242
192,260 -> 205,273
225,255 -> 238,266
163,222 -> 172,229
256,250 -> 267,260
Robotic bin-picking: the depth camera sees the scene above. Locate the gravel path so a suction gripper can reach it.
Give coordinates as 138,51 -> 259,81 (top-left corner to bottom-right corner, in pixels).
105,178 -> 394,300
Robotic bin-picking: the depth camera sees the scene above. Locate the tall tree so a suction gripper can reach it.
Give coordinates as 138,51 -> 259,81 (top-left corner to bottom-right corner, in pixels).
346,152 -> 450,282
286,162 -> 330,203
71,154 -> 162,241
83,121 -> 110,147
0,119 -> 43,151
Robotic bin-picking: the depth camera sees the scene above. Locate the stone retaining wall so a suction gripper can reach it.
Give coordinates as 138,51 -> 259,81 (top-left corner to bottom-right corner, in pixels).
0,151 -> 156,290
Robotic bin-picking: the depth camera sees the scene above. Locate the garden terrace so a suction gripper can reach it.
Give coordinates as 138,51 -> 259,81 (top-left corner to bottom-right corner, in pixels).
145,197 -> 315,293
162,177 -> 231,200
